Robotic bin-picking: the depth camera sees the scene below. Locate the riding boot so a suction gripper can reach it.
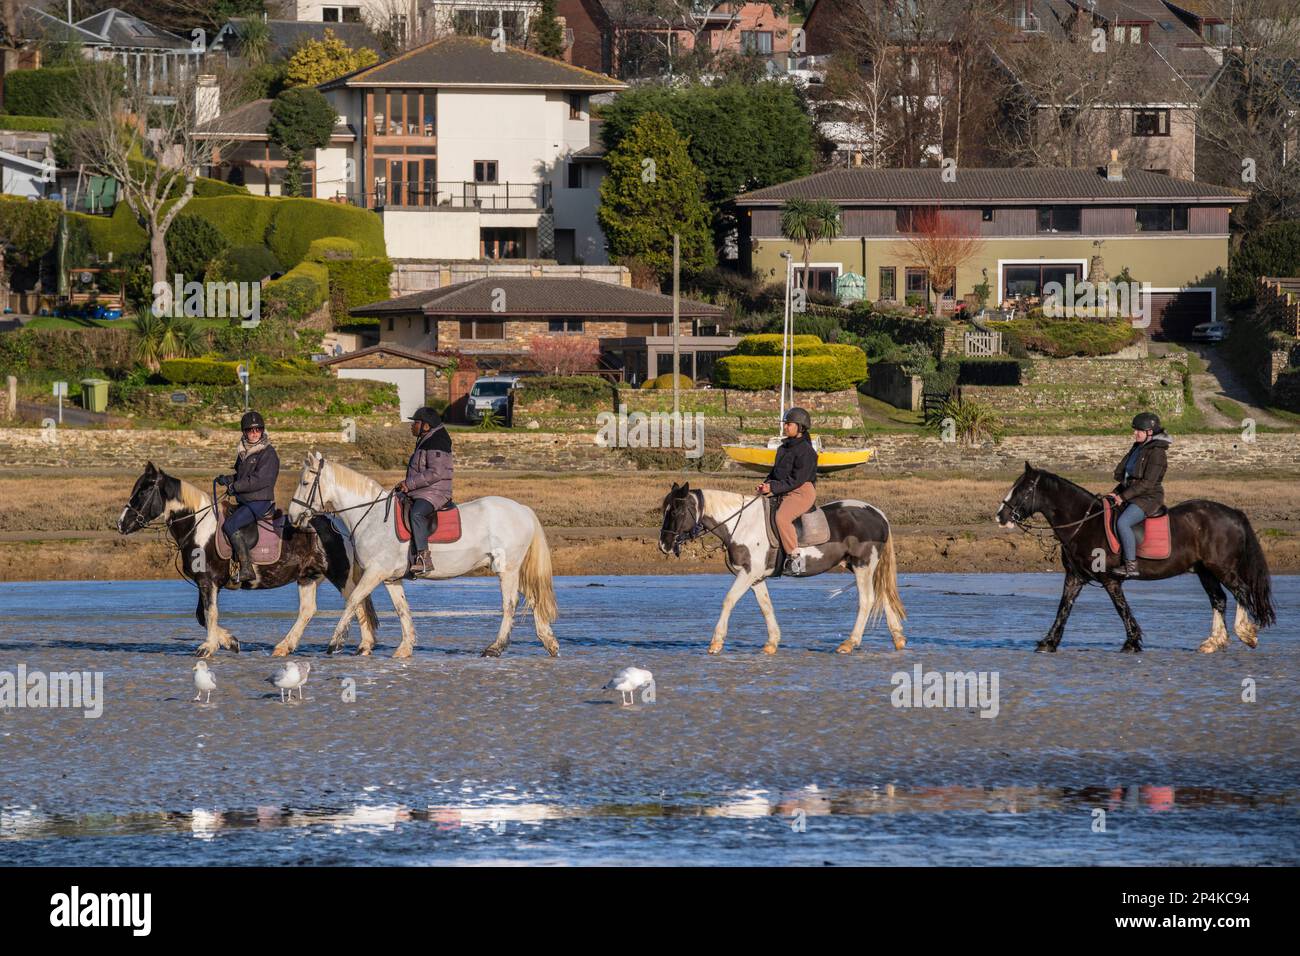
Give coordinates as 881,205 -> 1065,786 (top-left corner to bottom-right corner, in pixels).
410,549 -> 434,576
1111,559 -> 1140,579
232,535 -> 260,586
784,549 -> 806,576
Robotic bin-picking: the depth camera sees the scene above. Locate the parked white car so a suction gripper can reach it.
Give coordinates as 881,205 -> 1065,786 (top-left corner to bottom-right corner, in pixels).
1192,321 -> 1228,342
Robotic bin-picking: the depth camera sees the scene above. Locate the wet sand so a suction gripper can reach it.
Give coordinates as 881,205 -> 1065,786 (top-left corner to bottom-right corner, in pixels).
1,574 -> 1296,865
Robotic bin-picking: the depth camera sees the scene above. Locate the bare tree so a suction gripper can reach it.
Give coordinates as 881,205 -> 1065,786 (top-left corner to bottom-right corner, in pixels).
61,60 -> 244,288
902,206 -> 984,317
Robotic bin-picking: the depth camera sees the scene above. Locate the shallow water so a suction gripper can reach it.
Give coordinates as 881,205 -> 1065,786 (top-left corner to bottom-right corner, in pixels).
1,573 -> 1297,865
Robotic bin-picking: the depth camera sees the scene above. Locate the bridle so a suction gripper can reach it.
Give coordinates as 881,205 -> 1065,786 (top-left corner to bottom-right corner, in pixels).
1006,472 -> 1106,568
663,489 -> 763,557
290,459 -> 325,519
291,457 -> 395,530
122,478 -> 217,533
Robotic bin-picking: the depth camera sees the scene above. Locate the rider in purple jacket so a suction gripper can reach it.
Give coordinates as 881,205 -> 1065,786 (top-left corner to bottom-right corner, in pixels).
393,406 -> 452,575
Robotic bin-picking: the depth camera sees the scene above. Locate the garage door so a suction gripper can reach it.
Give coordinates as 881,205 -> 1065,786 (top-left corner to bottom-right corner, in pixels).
1147,290 -> 1214,341
336,368 -> 426,419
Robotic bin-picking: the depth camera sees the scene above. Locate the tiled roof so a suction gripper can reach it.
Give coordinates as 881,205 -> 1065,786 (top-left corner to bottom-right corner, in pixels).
18,6 -> 109,46
194,98 -> 356,140
352,277 -> 725,316
76,7 -> 191,50
219,18 -> 381,58
320,35 -> 626,90
317,344 -> 454,367
735,167 -> 1248,204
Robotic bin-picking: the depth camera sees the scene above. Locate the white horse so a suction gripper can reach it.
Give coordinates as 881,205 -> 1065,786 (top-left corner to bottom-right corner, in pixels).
658,482 -> 907,654
286,452 -> 559,658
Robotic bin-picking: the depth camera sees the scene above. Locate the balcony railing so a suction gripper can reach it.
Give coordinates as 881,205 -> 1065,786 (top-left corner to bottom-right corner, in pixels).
366,180 -> 552,210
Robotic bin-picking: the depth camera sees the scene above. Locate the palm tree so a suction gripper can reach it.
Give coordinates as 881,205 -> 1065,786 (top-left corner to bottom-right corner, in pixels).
132,311 -> 203,372
780,199 -> 843,293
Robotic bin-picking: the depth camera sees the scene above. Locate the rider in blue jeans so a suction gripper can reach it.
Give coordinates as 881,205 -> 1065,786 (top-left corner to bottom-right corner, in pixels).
216,410 -> 280,586
1109,411 -> 1172,579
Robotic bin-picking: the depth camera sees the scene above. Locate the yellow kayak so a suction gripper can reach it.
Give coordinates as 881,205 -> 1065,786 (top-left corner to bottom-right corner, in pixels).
722,444 -> 875,474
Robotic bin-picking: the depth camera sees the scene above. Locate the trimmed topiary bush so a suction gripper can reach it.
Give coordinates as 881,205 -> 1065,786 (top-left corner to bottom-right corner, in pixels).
265,198 -> 385,266
209,244 -> 283,283
2,68 -> 80,118
159,358 -> 242,385
323,256 -> 392,316
734,333 -> 824,356
164,214 -> 230,281
304,236 -> 362,261
715,354 -> 856,391
640,372 -> 695,389
262,260 -> 329,321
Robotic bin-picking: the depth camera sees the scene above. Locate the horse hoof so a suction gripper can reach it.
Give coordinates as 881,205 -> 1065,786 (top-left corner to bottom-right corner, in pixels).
1121,643 -> 1143,654
195,647 -> 215,659
271,645 -> 290,658
392,647 -> 412,660
1237,631 -> 1259,649
834,641 -> 854,654
1035,641 -> 1057,653
891,637 -> 907,651
355,646 -> 372,657
480,648 -> 502,658
707,644 -> 723,656
761,644 -> 778,656
1197,639 -> 1222,654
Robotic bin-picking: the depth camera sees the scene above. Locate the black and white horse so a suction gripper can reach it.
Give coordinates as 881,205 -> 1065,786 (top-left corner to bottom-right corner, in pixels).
997,463 -> 1276,653
659,482 -> 906,654
118,462 -> 379,657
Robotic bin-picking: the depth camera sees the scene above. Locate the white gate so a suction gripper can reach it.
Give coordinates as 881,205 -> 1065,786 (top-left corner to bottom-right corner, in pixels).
964,331 -> 1002,356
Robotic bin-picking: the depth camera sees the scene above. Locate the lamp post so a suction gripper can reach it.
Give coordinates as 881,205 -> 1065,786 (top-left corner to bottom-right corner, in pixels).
779,251 -> 793,431
672,233 -> 680,419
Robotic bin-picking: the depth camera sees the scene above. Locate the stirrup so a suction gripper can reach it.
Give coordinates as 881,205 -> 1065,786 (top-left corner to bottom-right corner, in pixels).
784,552 -> 806,576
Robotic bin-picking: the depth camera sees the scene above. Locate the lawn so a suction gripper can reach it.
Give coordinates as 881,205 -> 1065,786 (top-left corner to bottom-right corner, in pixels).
22,315 -> 231,331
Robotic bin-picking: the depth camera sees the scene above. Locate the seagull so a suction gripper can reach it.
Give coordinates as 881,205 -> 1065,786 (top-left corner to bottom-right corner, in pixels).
605,667 -> 655,706
192,660 -> 216,703
267,661 -> 312,702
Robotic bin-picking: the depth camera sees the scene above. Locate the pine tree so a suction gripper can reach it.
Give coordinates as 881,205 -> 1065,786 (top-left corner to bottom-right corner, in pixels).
598,112 -> 714,281
533,0 -> 565,60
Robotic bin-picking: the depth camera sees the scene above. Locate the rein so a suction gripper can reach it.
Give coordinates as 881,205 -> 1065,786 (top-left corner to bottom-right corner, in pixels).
667,489 -> 765,557
291,460 -> 396,530
1008,473 -> 1107,568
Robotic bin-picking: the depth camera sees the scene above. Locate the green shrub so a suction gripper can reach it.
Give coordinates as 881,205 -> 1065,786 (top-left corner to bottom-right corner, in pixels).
323,256 -> 392,316
797,343 -> 867,385
1002,318 -> 1138,358
0,327 -> 136,374
0,115 -> 67,133
1227,221 -> 1300,309
69,204 -> 148,257
641,372 -> 695,389
305,236 -> 362,261
264,198 -> 385,266
845,308 -> 945,354
173,195 -> 280,249
263,260 -> 329,321
714,354 -> 857,391
956,357 -> 1024,386
931,397 -> 1002,445
0,195 -> 60,262
209,244 -> 283,283
734,333 -> 823,356
517,375 -> 610,406
159,358 -> 242,385
1272,366 -> 1300,412
164,214 -> 230,281
2,67 -> 80,118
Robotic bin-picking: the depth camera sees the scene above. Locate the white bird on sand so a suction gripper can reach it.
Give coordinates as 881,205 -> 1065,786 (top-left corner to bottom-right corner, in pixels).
267,661 -> 312,702
192,660 -> 216,703
605,667 -> 654,706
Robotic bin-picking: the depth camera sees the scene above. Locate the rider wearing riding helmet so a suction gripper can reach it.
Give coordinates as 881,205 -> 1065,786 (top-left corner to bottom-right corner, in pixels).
395,405 -> 453,576
758,407 -> 818,575
1108,410 -> 1172,579
215,410 -> 280,585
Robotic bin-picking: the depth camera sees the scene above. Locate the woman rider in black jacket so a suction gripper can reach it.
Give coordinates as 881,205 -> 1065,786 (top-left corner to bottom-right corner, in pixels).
757,407 -> 818,575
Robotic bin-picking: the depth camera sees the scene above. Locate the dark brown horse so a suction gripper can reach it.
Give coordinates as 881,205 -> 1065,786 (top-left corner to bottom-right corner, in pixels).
997,463 -> 1275,653
118,462 -> 379,657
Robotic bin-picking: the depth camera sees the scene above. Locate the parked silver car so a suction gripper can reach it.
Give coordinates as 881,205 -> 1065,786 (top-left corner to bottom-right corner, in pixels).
1192,321 -> 1228,343
465,375 -> 520,423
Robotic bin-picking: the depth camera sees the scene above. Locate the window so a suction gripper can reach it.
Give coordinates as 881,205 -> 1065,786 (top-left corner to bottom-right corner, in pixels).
480,227 -> 526,258
1113,22 -> 1146,43
1205,23 -> 1230,46
905,268 -> 928,297
627,320 -> 671,336
797,267 -> 839,295
1136,205 -> 1189,232
1003,263 -> 1084,299
343,6 -> 362,22
473,160 -> 498,184
740,31 -> 773,55
323,7 -> 340,22
896,207 -> 918,233
1037,205 -> 1081,233
459,319 -> 505,340
567,162 -> 583,189
548,318 -> 585,333
1133,109 -> 1170,137
568,93 -> 583,120
878,266 -> 897,301
982,207 -> 994,222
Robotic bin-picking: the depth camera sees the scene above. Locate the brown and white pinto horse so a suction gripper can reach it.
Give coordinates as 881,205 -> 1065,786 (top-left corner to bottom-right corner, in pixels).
997,463 -> 1276,653
118,462 -> 379,658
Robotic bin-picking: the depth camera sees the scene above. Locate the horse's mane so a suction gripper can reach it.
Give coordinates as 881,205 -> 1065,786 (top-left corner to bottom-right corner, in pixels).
176,479 -> 211,512
326,458 -> 383,498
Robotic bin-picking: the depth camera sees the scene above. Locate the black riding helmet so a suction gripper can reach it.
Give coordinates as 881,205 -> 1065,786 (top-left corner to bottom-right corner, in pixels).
1132,411 -> 1162,433
783,407 -> 812,432
409,406 -> 443,429
241,410 -> 266,432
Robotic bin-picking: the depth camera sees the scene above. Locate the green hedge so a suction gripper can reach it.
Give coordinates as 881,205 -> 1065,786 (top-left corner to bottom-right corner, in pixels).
845,309 -> 946,354
264,198 -> 385,266
1272,366 -> 1300,412
641,372 -> 694,389
734,333 -> 824,356
956,357 -> 1025,386
517,374 -> 610,407
0,114 -> 67,133
1003,318 -> 1139,358
263,260 -> 329,320
210,244 -> 283,283
305,236 -> 362,261
715,354 -> 860,391
2,68 -> 80,118
159,358 -> 242,385
323,256 -> 392,316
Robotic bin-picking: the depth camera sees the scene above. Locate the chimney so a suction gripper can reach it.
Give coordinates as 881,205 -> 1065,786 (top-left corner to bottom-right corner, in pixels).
1106,149 -> 1123,182
195,74 -> 220,126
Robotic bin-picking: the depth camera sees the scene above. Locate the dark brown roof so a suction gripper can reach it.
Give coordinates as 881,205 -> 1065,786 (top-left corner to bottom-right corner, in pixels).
736,167 -> 1248,205
194,98 -> 356,140
352,277 -> 726,317
219,18 -> 381,58
320,35 -> 626,91
317,344 -> 455,367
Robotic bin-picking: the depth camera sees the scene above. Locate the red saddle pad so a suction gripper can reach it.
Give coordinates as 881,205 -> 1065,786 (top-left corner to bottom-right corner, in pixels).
396,500 -> 461,544
1101,497 -> 1172,561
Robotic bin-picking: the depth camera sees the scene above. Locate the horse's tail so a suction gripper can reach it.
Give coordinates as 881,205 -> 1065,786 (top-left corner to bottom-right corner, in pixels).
869,528 -> 906,627
521,511 -> 558,628
1237,513 -> 1276,628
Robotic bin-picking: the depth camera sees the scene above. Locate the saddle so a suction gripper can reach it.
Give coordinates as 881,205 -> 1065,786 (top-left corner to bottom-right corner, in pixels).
214,502 -> 285,565
394,497 -> 462,545
1102,497 -> 1172,560
764,497 -> 831,550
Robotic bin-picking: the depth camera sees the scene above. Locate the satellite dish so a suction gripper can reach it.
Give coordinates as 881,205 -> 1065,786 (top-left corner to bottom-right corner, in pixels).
79,271 -> 92,283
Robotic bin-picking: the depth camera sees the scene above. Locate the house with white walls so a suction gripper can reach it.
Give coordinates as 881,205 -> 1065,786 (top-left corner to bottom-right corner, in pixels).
317,34 -> 625,263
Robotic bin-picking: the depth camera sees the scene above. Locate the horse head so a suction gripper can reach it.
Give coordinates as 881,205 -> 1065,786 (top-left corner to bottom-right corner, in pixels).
118,461 -> 171,534
659,481 -> 697,556
288,451 -> 325,529
997,462 -> 1043,529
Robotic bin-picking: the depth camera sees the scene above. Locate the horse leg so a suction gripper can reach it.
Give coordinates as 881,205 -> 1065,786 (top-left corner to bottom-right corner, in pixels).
326,568 -> 386,655
482,567 -> 520,658
708,571 -> 759,655
198,581 -> 238,657
1102,579 -> 1144,652
835,561 -> 874,655
386,581 -> 417,659
1193,565 -> 1230,654
1037,572 -> 1085,652
273,580 -> 317,657
355,594 -> 381,656
752,580 -> 782,655
1232,602 -> 1259,648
